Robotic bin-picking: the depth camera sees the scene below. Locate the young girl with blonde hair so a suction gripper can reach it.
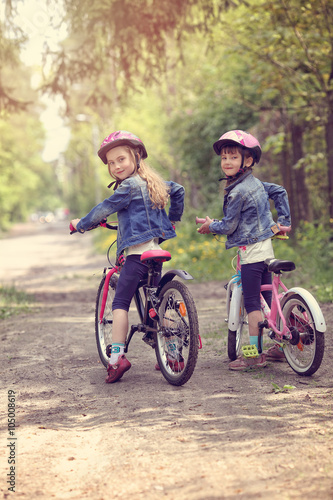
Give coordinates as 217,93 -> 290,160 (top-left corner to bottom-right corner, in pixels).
71,131 -> 185,383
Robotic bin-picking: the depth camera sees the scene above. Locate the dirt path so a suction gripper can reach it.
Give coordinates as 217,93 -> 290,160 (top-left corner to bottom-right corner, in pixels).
1,222 -> 332,500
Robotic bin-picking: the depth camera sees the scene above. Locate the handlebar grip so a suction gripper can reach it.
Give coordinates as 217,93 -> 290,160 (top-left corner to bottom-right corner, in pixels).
69,223 -> 77,234
273,225 -> 291,240
195,217 -> 206,224
279,225 -> 291,233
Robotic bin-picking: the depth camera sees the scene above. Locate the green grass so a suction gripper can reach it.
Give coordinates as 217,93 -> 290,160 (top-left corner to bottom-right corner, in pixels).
0,285 -> 35,320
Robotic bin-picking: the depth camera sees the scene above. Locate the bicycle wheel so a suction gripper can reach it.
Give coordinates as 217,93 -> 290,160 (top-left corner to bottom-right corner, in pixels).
95,272 -> 118,367
278,293 -> 325,376
155,280 -> 199,386
227,287 -> 246,361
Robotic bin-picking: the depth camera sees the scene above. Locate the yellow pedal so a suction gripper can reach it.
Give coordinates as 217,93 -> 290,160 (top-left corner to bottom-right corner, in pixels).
241,345 -> 259,358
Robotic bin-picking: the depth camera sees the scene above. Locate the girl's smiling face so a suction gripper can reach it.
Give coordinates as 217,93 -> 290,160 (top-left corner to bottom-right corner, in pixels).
220,146 -> 253,177
106,146 -> 136,181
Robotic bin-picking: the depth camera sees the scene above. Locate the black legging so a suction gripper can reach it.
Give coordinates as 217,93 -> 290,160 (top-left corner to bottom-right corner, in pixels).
241,261 -> 272,314
112,254 -> 162,311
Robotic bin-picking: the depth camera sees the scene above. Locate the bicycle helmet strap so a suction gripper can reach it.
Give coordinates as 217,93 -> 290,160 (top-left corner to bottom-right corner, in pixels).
135,152 -> 141,170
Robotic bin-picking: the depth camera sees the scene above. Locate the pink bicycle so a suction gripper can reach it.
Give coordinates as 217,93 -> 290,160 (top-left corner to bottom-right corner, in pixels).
71,220 -> 201,386
196,219 -> 326,376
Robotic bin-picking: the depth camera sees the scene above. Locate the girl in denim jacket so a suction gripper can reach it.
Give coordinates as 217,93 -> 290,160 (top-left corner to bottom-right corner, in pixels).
71,131 -> 185,383
198,130 -> 291,371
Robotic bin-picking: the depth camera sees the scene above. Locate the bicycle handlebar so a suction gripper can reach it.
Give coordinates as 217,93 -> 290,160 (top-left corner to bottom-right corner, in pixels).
69,219 -> 118,234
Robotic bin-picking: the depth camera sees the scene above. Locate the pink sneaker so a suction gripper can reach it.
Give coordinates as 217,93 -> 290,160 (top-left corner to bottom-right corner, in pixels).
155,355 -> 185,372
105,355 -> 131,383
265,344 -> 285,361
167,355 -> 185,372
229,353 -> 267,371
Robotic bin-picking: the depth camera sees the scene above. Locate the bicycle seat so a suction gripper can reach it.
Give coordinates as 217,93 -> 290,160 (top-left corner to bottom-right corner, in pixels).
265,258 -> 296,273
140,250 -> 172,263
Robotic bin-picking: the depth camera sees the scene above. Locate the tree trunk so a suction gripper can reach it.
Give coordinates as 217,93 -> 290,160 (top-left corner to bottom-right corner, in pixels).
280,120 -> 298,228
290,121 -> 312,223
325,100 -> 333,227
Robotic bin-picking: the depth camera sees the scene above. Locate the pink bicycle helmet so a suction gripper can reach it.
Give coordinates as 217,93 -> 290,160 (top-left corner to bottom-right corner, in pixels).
213,130 -> 262,163
98,130 -> 148,164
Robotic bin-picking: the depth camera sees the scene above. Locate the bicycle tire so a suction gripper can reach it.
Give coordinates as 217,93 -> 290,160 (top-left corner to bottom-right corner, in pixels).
95,272 -> 118,367
278,293 -> 325,376
227,289 -> 246,361
155,280 -> 199,386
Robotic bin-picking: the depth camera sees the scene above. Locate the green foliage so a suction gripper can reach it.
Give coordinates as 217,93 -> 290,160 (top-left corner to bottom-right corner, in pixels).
0,284 -> 34,319
271,383 -> 296,394
47,0 -> 242,106
0,113 -> 63,229
293,222 -> 333,302
63,122 -> 101,216
0,7 -> 29,112
162,223 -> 234,281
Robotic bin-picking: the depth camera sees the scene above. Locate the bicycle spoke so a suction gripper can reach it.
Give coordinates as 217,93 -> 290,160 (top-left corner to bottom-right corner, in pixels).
155,281 -> 199,385
280,293 -> 324,376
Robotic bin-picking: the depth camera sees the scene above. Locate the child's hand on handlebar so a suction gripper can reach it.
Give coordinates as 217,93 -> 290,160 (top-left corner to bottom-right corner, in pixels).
197,216 -> 213,234
70,218 -> 81,232
273,224 -> 291,240
70,218 -> 80,230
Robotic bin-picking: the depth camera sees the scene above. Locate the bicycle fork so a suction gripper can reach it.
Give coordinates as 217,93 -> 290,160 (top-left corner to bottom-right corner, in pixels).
98,267 -> 119,324
258,277 -> 295,350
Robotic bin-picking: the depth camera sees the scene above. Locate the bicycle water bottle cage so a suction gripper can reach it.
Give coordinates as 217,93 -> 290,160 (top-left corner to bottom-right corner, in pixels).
241,345 -> 259,358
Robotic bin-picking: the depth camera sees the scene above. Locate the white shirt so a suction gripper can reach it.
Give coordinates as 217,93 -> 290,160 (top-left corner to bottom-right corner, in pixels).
238,238 -> 274,265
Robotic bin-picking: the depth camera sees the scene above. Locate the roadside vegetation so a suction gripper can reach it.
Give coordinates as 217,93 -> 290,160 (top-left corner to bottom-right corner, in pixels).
0,285 -> 35,320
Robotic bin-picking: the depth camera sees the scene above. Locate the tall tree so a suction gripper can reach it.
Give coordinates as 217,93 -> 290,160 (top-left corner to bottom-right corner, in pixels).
218,0 -> 333,225
0,1 -> 29,113
42,0 -> 245,110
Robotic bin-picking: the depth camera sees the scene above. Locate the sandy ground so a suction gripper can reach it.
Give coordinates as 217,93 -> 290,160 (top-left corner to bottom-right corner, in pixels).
0,221 -> 332,500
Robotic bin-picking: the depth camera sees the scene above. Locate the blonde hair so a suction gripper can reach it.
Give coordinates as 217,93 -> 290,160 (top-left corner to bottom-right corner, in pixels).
109,146 -> 170,209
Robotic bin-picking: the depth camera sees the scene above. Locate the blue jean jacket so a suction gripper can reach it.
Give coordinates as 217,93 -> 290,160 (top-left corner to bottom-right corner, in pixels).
209,172 -> 291,249
77,176 -> 185,257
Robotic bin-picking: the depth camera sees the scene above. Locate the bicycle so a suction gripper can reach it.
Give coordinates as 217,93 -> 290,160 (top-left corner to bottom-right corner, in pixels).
70,219 -> 201,386
196,218 -> 326,376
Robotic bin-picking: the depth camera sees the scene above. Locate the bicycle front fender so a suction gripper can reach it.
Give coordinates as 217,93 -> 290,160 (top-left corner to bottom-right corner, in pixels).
228,283 -> 243,331
157,269 -> 194,295
282,287 -> 326,333
226,276 -> 239,317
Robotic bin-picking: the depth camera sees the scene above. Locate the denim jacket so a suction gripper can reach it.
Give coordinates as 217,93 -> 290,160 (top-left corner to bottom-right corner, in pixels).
209,171 -> 291,249
77,175 -> 185,256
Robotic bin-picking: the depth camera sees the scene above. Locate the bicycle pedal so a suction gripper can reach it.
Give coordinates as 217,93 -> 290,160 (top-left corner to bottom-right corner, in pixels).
142,333 -> 155,348
241,345 -> 259,358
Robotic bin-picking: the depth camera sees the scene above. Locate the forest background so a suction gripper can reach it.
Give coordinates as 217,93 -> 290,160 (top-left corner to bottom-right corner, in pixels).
1,0 -> 333,302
